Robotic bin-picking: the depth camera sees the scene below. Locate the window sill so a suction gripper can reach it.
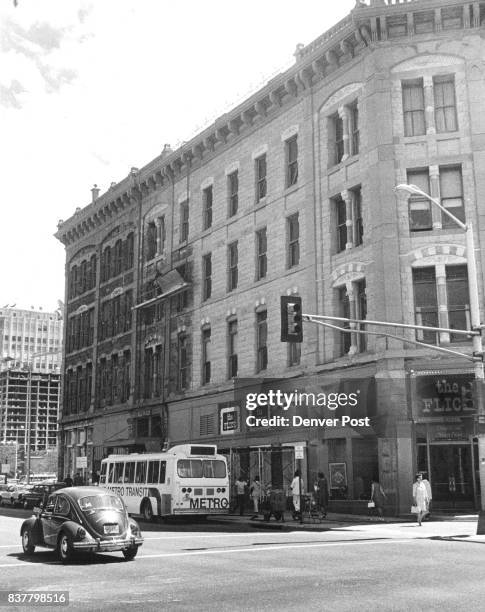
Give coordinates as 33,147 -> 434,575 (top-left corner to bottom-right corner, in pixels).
328,154 -> 359,173
255,197 -> 267,208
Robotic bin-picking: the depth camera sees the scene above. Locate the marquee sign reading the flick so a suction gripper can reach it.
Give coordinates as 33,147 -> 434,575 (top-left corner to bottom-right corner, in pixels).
414,374 -> 475,418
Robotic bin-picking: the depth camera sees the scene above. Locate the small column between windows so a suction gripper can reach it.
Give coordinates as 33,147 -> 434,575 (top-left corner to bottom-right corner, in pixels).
429,165 -> 442,230
436,264 -> 450,344
341,189 -> 353,249
338,106 -> 350,161
346,282 -> 358,356
423,75 -> 436,136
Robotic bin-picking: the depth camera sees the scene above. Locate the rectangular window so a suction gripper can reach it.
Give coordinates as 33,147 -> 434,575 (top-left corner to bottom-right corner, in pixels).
178,334 -> 189,390
255,154 -> 267,202
407,169 -> 432,231
402,79 -> 425,136
434,76 -> 458,133
202,253 -> 212,301
228,241 -> 238,291
146,223 -> 157,261
199,415 -> 215,437
180,200 -> 189,243
202,328 -> 211,385
203,185 -> 213,230
228,170 -> 238,217
336,198 -> 347,252
228,320 -> 238,378
256,310 -> 268,372
285,135 -> 298,188
413,267 -> 438,344
338,286 -> 351,356
159,217 -> 166,254
333,113 -> 344,165
256,227 -> 267,281
446,265 -> 470,343
350,103 -> 359,156
143,348 -> 153,399
287,213 -> 299,268
440,166 -> 464,227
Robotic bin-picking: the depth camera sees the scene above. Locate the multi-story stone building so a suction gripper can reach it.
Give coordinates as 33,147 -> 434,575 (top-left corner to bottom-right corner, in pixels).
56,0 -> 485,513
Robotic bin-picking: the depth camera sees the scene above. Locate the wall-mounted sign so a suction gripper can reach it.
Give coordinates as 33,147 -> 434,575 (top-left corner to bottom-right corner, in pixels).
76,456 -> 87,469
329,462 -> 347,489
413,374 -> 475,418
220,406 -> 240,435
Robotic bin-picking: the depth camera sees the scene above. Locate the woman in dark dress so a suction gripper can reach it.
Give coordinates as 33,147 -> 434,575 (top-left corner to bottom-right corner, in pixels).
370,478 -> 387,520
315,472 -> 329,519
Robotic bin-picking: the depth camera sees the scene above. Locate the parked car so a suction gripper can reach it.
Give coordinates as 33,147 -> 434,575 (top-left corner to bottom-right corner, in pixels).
0,484 -> 30,507
22,482 -> 66,509
20,487 -> 143,563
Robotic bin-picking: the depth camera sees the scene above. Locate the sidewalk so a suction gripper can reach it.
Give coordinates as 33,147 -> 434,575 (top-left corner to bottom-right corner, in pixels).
208,510 -> 482,534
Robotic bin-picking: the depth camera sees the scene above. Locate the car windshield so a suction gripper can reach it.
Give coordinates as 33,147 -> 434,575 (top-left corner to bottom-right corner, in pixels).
78,494 -> 124,512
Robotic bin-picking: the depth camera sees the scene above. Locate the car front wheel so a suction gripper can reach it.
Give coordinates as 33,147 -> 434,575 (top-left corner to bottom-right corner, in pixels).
122,546 -> 138,561
22,529 -> 35,555
57,533 -> 74,564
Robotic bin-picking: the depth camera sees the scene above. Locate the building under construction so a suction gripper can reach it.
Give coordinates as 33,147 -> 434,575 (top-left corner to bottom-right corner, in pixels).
0,369 -> 60,451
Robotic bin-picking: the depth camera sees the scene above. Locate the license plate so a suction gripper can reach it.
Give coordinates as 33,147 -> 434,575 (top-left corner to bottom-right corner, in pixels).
103,524 -> 120,535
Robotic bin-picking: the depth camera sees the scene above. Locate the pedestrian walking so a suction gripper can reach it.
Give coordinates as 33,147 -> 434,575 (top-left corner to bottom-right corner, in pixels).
370,477 -> 386,521
421,472 -> 432,519
73,472 -> 83,486
315,472 -> 329,519
249,475 -> 262,519
412,473 -> 430,526
291,470 -> 304,519
232,475 -> 248,516
64,475 -> 73,487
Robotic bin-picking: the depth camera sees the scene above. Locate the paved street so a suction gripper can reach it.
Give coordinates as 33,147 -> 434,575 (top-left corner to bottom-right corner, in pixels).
0,508 -> 484,611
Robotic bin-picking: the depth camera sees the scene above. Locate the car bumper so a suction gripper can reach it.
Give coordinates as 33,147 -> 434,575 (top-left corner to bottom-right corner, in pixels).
73,537 -> 143,552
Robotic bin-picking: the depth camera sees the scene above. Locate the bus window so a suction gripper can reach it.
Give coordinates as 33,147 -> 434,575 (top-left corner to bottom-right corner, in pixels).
203,460 -> 227,478
108,463 -> 115,484
147,460 -> 160,484
159,461 -> 166,484
124,462 -> 135,483
177,459 -> 203,478
135,461 -> 147,484
113,462 -> 124,483
99,463 -> 107,485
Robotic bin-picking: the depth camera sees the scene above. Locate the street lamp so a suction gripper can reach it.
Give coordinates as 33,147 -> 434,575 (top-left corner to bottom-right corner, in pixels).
395,183 -> 485,509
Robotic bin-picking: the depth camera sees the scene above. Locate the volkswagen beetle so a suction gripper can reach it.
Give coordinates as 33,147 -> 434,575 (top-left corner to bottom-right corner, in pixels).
20,487 -> 143,563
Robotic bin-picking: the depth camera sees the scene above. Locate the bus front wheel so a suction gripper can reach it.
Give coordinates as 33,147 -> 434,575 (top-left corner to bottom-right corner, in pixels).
142,500 -> 154,522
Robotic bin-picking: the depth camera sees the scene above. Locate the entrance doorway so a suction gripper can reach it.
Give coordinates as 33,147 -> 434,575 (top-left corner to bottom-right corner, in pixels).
429,444 -> 474,508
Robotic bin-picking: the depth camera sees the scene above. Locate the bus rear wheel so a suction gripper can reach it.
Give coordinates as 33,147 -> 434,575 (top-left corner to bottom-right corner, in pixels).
142,500 -> 153,522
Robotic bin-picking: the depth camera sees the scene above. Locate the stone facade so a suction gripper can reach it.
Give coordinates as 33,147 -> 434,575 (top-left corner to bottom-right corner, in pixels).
56,0 -> 485,513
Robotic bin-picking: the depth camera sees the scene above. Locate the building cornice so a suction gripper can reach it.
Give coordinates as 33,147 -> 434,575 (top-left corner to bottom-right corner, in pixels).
55,0 -> 483,247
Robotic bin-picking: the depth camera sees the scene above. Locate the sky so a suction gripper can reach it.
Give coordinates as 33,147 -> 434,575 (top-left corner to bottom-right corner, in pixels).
0,0 -> 356,312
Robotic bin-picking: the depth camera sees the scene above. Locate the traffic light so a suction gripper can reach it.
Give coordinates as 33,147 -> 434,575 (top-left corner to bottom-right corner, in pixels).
281,296 -> 303,342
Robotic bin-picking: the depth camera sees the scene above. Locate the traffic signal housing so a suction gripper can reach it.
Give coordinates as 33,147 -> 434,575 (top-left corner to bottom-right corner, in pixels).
281,296 -> 303,342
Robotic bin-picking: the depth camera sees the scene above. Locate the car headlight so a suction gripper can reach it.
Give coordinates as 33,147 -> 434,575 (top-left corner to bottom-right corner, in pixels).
76,527 -> 86,539
129,523 -> 140,536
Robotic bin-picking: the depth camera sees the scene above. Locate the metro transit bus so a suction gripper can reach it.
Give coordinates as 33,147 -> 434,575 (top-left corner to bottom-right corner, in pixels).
99,444 -> 229,520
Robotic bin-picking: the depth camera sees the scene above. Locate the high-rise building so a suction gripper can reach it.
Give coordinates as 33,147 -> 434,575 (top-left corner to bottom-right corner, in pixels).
0,306 -> 63,372
55,0 -> 485,512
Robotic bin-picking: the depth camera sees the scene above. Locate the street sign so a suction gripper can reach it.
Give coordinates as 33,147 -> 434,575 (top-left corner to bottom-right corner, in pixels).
1,463 -> 10,474
295,446 -> 304,459
76,456 -> 87,469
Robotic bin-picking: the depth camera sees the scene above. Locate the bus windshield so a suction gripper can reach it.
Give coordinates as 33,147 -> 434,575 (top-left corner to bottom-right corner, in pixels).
177,459 -> 226,479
